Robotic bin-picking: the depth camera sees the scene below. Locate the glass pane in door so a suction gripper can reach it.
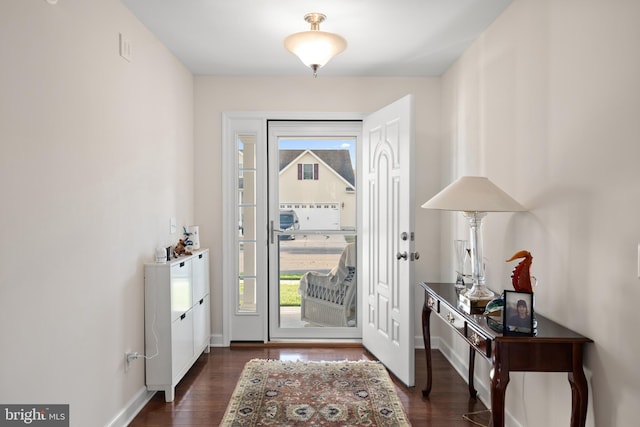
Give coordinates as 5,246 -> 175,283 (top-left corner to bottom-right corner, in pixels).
276,137 -> 358,330
238,135 -> 257,313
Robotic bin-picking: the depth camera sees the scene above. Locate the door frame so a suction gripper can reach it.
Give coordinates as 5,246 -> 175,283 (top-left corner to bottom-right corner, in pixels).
222,112 -> 365,345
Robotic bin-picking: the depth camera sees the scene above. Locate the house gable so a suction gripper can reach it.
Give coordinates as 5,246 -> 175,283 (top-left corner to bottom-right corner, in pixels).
280,149 -> 355,189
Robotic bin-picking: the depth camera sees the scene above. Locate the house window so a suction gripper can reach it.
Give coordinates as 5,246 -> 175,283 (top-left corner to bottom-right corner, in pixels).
298,163 -> 319,180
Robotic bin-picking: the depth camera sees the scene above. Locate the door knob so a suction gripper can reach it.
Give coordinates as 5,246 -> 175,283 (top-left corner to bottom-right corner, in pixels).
396,251 -> 408,260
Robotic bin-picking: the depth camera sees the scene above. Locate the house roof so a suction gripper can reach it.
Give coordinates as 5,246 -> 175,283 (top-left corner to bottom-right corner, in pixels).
280,149 -> 355,187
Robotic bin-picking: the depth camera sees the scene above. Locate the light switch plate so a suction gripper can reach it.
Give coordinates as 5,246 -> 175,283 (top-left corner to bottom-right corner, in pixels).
170,217 -> 177,234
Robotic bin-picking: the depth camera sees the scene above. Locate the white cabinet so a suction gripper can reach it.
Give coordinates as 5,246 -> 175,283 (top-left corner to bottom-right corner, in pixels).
144,249 -> 210,402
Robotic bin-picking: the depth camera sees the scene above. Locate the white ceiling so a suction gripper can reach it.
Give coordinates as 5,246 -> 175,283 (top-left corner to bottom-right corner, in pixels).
120,0 -> 513,77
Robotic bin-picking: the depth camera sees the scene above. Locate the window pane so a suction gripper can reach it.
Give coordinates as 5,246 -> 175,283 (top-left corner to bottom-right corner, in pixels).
303,163 -> 313,180
238,134 -> 257,313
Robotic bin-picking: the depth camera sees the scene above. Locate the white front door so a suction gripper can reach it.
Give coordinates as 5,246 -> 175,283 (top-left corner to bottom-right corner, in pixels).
361,95 -> 415,386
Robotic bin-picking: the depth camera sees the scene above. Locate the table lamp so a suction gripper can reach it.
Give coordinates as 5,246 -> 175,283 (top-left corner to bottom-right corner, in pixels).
421,176 -> 526,302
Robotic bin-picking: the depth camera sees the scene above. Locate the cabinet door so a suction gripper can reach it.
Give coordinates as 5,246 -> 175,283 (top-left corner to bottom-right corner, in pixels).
171,260 -> 192,321
192,251 -> 209,305
171,309 -> 194,376
193,296 -> 210,352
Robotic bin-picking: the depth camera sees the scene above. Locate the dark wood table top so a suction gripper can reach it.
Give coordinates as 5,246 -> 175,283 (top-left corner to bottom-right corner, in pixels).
419,282 -> 593,344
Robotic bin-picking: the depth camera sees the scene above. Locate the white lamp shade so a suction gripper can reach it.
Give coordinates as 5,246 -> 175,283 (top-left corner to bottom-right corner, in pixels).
284,31 -> 347,68
421,176 -> 525,212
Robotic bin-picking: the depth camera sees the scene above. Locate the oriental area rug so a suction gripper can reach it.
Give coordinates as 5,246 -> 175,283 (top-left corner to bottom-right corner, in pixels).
219,359 -> 412,426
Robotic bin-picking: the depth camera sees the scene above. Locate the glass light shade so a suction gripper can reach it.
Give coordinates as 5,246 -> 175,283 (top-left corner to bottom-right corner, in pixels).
284,31 -> 347,69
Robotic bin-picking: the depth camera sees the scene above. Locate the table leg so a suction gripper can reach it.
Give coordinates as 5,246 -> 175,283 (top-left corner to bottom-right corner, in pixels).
568,344 -> 589,427
468,346 -> 478,398
422,294 -> 433,397
490,343 -> 510,427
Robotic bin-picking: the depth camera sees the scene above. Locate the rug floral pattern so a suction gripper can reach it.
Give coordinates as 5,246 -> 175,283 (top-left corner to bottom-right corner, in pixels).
220,359 -> 411,426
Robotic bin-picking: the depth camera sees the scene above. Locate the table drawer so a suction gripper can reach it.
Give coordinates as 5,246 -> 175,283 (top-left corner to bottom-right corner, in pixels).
465,323 -> 492,359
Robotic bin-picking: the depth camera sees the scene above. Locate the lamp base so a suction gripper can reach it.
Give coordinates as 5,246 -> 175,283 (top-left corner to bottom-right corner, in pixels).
464,284 -> 495,300
459,286 -> 495,315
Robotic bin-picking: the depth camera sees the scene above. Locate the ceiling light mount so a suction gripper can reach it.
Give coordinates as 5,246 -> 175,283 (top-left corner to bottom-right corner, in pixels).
284,12 -> 347,77
304,13 -> 326,30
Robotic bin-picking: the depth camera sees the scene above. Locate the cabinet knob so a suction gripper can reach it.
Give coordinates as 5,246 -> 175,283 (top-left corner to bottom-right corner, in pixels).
447,312 -> 455,324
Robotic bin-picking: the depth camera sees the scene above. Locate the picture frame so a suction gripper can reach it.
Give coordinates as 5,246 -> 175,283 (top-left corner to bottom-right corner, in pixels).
503,290 -> 534,336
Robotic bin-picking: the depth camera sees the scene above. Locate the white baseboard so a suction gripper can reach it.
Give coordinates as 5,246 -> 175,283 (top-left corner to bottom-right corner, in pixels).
105,386 -> 155,427
210,333 -> 225,347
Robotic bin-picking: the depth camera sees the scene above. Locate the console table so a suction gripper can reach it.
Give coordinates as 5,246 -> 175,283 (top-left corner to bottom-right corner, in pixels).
419,282 -> 593,427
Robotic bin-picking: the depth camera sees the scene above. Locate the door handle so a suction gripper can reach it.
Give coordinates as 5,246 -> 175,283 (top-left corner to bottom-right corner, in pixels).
396,251 -> 408,260
270,220 -> 284,244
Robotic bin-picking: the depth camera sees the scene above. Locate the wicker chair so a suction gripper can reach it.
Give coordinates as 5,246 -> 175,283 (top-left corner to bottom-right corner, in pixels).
298,243 -> 356,327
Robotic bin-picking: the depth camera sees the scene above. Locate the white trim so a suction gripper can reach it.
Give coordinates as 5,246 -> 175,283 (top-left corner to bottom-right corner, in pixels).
106,387 -> 155,427
222,112 -> 365,345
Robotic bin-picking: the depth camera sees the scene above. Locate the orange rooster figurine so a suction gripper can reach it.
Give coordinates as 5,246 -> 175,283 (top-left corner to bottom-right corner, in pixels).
506,250 -> 533,292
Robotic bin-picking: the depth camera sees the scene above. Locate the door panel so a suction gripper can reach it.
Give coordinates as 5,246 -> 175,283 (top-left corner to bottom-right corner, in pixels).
222,116 -> 268,343
361,95 -> 415,386
268,121 -> 361,339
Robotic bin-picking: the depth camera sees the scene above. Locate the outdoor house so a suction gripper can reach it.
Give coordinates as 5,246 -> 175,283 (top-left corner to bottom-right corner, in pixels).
279,149 -> 356,231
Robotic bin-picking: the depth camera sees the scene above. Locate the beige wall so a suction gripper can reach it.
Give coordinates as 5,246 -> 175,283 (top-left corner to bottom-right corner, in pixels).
0,1 -> 194,425
439,0 -> 640,425
279,151 -> 356,229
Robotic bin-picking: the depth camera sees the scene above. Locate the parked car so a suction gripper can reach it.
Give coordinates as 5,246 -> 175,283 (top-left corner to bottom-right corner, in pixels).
279,209 -> 300,240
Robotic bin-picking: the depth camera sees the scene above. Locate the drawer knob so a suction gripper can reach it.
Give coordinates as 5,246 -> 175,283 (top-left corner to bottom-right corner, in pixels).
447,312 -> 455,324
470,332 -> 481,346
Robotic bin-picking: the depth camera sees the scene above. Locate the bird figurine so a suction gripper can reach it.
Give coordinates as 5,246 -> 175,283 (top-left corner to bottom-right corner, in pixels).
506,250 -> 534,292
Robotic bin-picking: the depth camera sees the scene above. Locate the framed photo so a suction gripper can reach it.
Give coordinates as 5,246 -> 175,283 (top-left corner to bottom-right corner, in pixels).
503,290 -> 534,336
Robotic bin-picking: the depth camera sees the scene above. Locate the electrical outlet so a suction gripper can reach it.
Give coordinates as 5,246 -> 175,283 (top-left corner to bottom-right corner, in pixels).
125,352 -> 138,372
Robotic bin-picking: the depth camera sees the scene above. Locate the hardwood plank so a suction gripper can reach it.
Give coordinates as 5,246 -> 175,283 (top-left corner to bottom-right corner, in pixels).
129,347 -> 489,426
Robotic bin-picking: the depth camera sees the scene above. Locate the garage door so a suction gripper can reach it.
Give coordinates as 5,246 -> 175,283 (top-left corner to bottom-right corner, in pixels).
280,203 -> 340,230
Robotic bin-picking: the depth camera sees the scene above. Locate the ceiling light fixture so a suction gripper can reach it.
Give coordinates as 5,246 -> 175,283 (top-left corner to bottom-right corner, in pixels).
284,13 -> 347,77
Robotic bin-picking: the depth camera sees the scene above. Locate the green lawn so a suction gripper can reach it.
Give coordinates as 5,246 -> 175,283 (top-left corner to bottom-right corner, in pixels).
279,281 -> 301,306
238,275 -> 302,307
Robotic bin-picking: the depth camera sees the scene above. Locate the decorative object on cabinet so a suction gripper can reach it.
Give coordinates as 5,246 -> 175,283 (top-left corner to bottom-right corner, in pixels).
421,176 -> 526,311
187,225 -> 200,249
155,247 -> 167,263
454,239 -> 471,290
174,238 -> 192,257
506,250 -> 534,292
144,249 -> 210,402
503,289 -> 534,336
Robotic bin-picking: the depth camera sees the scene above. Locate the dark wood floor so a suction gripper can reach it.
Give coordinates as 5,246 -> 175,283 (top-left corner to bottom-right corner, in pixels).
130,346 -> 489,426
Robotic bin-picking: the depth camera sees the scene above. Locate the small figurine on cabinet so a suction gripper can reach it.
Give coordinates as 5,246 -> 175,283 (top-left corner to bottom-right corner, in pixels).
506,250 -> 534,292
174,238 -> 192,257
